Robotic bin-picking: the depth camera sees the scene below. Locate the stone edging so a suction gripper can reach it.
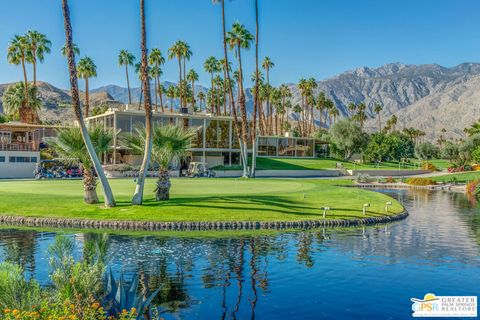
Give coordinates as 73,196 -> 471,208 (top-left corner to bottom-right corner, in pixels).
0,211 -> 408,232
353,182 -> 459,191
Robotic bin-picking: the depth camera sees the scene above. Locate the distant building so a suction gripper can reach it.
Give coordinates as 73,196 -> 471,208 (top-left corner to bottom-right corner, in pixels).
85,105 -> 328,168
0,122 -> 59,178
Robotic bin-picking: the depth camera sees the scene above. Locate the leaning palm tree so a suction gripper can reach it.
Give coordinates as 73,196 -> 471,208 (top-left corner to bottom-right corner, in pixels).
149,48 -> 165,110
77,56 -> 97,118
26,31 -> 51,86
118,49 -> 136,104
47,126 -> 115,204
7,35 -> 30,108
187,69 -> 199,110
150,65 -> 162,111
124,125 -> 196,201
132,0 -> 154,205
226,22 -> 254,177
2,82 -> 41,124
61,0 -> 115,207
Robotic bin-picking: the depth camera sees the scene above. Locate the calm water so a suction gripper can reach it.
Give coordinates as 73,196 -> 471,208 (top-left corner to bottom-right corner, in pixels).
0,189 -> 479,319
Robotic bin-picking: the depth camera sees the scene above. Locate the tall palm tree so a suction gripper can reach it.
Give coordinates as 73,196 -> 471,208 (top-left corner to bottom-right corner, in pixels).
187,69 -> 199,111
204,56 -> 220,114
2,82 -> 41,124
48,126 -> 115,204
180,42 -> 192,93
252,0 -> 260,177
77,56 -> 97,118
306,77 -> 318,134
118,49 -> 135,104
61,0 -> 115,207
213,0 -> 248,176
197,91 -> 206,112
61,43 -> 80,57
132,0 -> 154,205
26,31 -> 51,86
166,85 -> 176,113
168,41 -> 185,108
374,103 -> 383,132
262,56 -> 274,134
149,48 -> 165,110
150,65 -> 162,111
226,22 -> 254,176
355,102 -> 367,129
124,125 -> 196,201
157,83 -> 166,112
7,35 -> 30,109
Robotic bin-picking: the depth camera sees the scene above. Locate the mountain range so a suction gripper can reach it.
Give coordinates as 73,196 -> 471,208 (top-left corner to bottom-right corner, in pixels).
1,62 -> 479,140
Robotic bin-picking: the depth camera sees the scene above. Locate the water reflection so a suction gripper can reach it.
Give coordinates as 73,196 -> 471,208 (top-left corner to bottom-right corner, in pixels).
0,189 -> 479,319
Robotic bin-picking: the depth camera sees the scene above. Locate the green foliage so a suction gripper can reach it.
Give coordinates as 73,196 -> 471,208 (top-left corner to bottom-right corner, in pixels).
415,142 -> 440,160
364,132 -> 414,162
0,262 -> 42,310
92,104 -> 109,116
48,236 -> 104,304
47,125 -> 115,168
471,146 -> 480,164
328,119 -> 368,160
2,82 -> 42,120
441,142 -> 459,161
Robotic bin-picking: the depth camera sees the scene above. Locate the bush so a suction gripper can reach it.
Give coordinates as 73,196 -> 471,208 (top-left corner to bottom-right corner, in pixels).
0,262 -> 42,310
422,162 -> 438,171
415,142 -> 440,160
466,179 -> 480,197
405,178 -> 436,186
355,173 -> 372,183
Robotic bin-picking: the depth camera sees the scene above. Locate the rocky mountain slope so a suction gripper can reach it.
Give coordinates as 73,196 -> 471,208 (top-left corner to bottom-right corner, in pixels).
1,62 -> 480,140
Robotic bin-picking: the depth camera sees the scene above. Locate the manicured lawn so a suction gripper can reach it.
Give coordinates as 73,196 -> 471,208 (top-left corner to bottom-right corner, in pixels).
0,178 -> 403,222
431,171 -> 480,183
411,159 -> 451,170
215,157 -> 427,171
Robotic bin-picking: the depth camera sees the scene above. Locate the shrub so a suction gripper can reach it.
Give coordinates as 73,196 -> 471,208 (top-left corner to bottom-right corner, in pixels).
415,142 -> 440,160
355,173 -> 372,183
0,262 -> 42,310
405,178 -> 436,186
466,179 -> 480,197
385,177 -> 396,183
422,162 -> 438,171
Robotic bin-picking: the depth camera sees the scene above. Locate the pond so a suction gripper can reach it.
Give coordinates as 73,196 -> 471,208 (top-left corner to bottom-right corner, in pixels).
0,189 -> 479,319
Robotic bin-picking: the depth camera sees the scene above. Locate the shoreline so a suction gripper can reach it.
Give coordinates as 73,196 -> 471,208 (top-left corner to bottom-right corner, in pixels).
0,211 -> 408,232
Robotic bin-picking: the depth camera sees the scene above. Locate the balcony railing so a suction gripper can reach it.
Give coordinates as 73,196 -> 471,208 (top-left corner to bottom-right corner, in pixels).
0,142 -> 38,152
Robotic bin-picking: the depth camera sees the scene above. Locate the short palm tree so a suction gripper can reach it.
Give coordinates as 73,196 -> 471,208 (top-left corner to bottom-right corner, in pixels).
166,85 -> 177,112
203,56 -> 220,114
157,83 -> 166,112
48,126 -> 115,204
123,125 -> 197,201
7,35 -> 30,108
197,91 -> 206,112
77,56 -> 97,118
118,49 -> 136,104
168,41 -> 187,108
150,65 -> 163,111
26,30 -> 51,86
2,82 -> 41,124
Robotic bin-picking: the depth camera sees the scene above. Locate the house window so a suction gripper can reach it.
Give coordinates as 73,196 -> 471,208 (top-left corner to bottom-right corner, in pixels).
0,156 -> 5,162
8,156 -> 37,163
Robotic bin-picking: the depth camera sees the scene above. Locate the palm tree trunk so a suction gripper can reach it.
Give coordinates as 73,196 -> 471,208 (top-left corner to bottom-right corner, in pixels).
132,0 -> 153,205
85,77 -> 90,118
62,0 -> 115,207
33,59 -> 37,86
155,168 -> 171,201
154,75 -> 158,112
83,167 -> 99,204
178,58 -> 182,108
126,65 -> 132,104
159,82 -> 164,112
191,80 -> 195,111
378,114 -> 381,132
138,82 -> 143,110
21,57 -> 29,108
251,0 -> 259,178
220,0 -> 248,177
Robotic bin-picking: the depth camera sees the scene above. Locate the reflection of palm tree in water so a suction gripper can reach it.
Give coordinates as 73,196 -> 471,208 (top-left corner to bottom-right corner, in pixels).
249,239 -> 258,320
1,230 -> 37,274
296,232 -> 314,268
232,240 -> 245,320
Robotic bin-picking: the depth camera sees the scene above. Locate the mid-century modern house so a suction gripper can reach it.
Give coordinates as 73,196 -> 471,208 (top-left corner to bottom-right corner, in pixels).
85,105 -> 327,168
0,122 -> 58,178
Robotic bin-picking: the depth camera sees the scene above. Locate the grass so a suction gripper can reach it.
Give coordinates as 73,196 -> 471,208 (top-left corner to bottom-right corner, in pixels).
431,171 -> 480,183
215,157 -> 429,171
0,178 -> 403,222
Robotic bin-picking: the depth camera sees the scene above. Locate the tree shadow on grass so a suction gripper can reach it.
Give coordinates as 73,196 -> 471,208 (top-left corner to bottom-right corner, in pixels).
121,195 -> 392,218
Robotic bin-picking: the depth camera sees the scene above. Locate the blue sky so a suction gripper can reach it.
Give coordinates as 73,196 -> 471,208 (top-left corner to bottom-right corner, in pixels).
1,0 -> 480,89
